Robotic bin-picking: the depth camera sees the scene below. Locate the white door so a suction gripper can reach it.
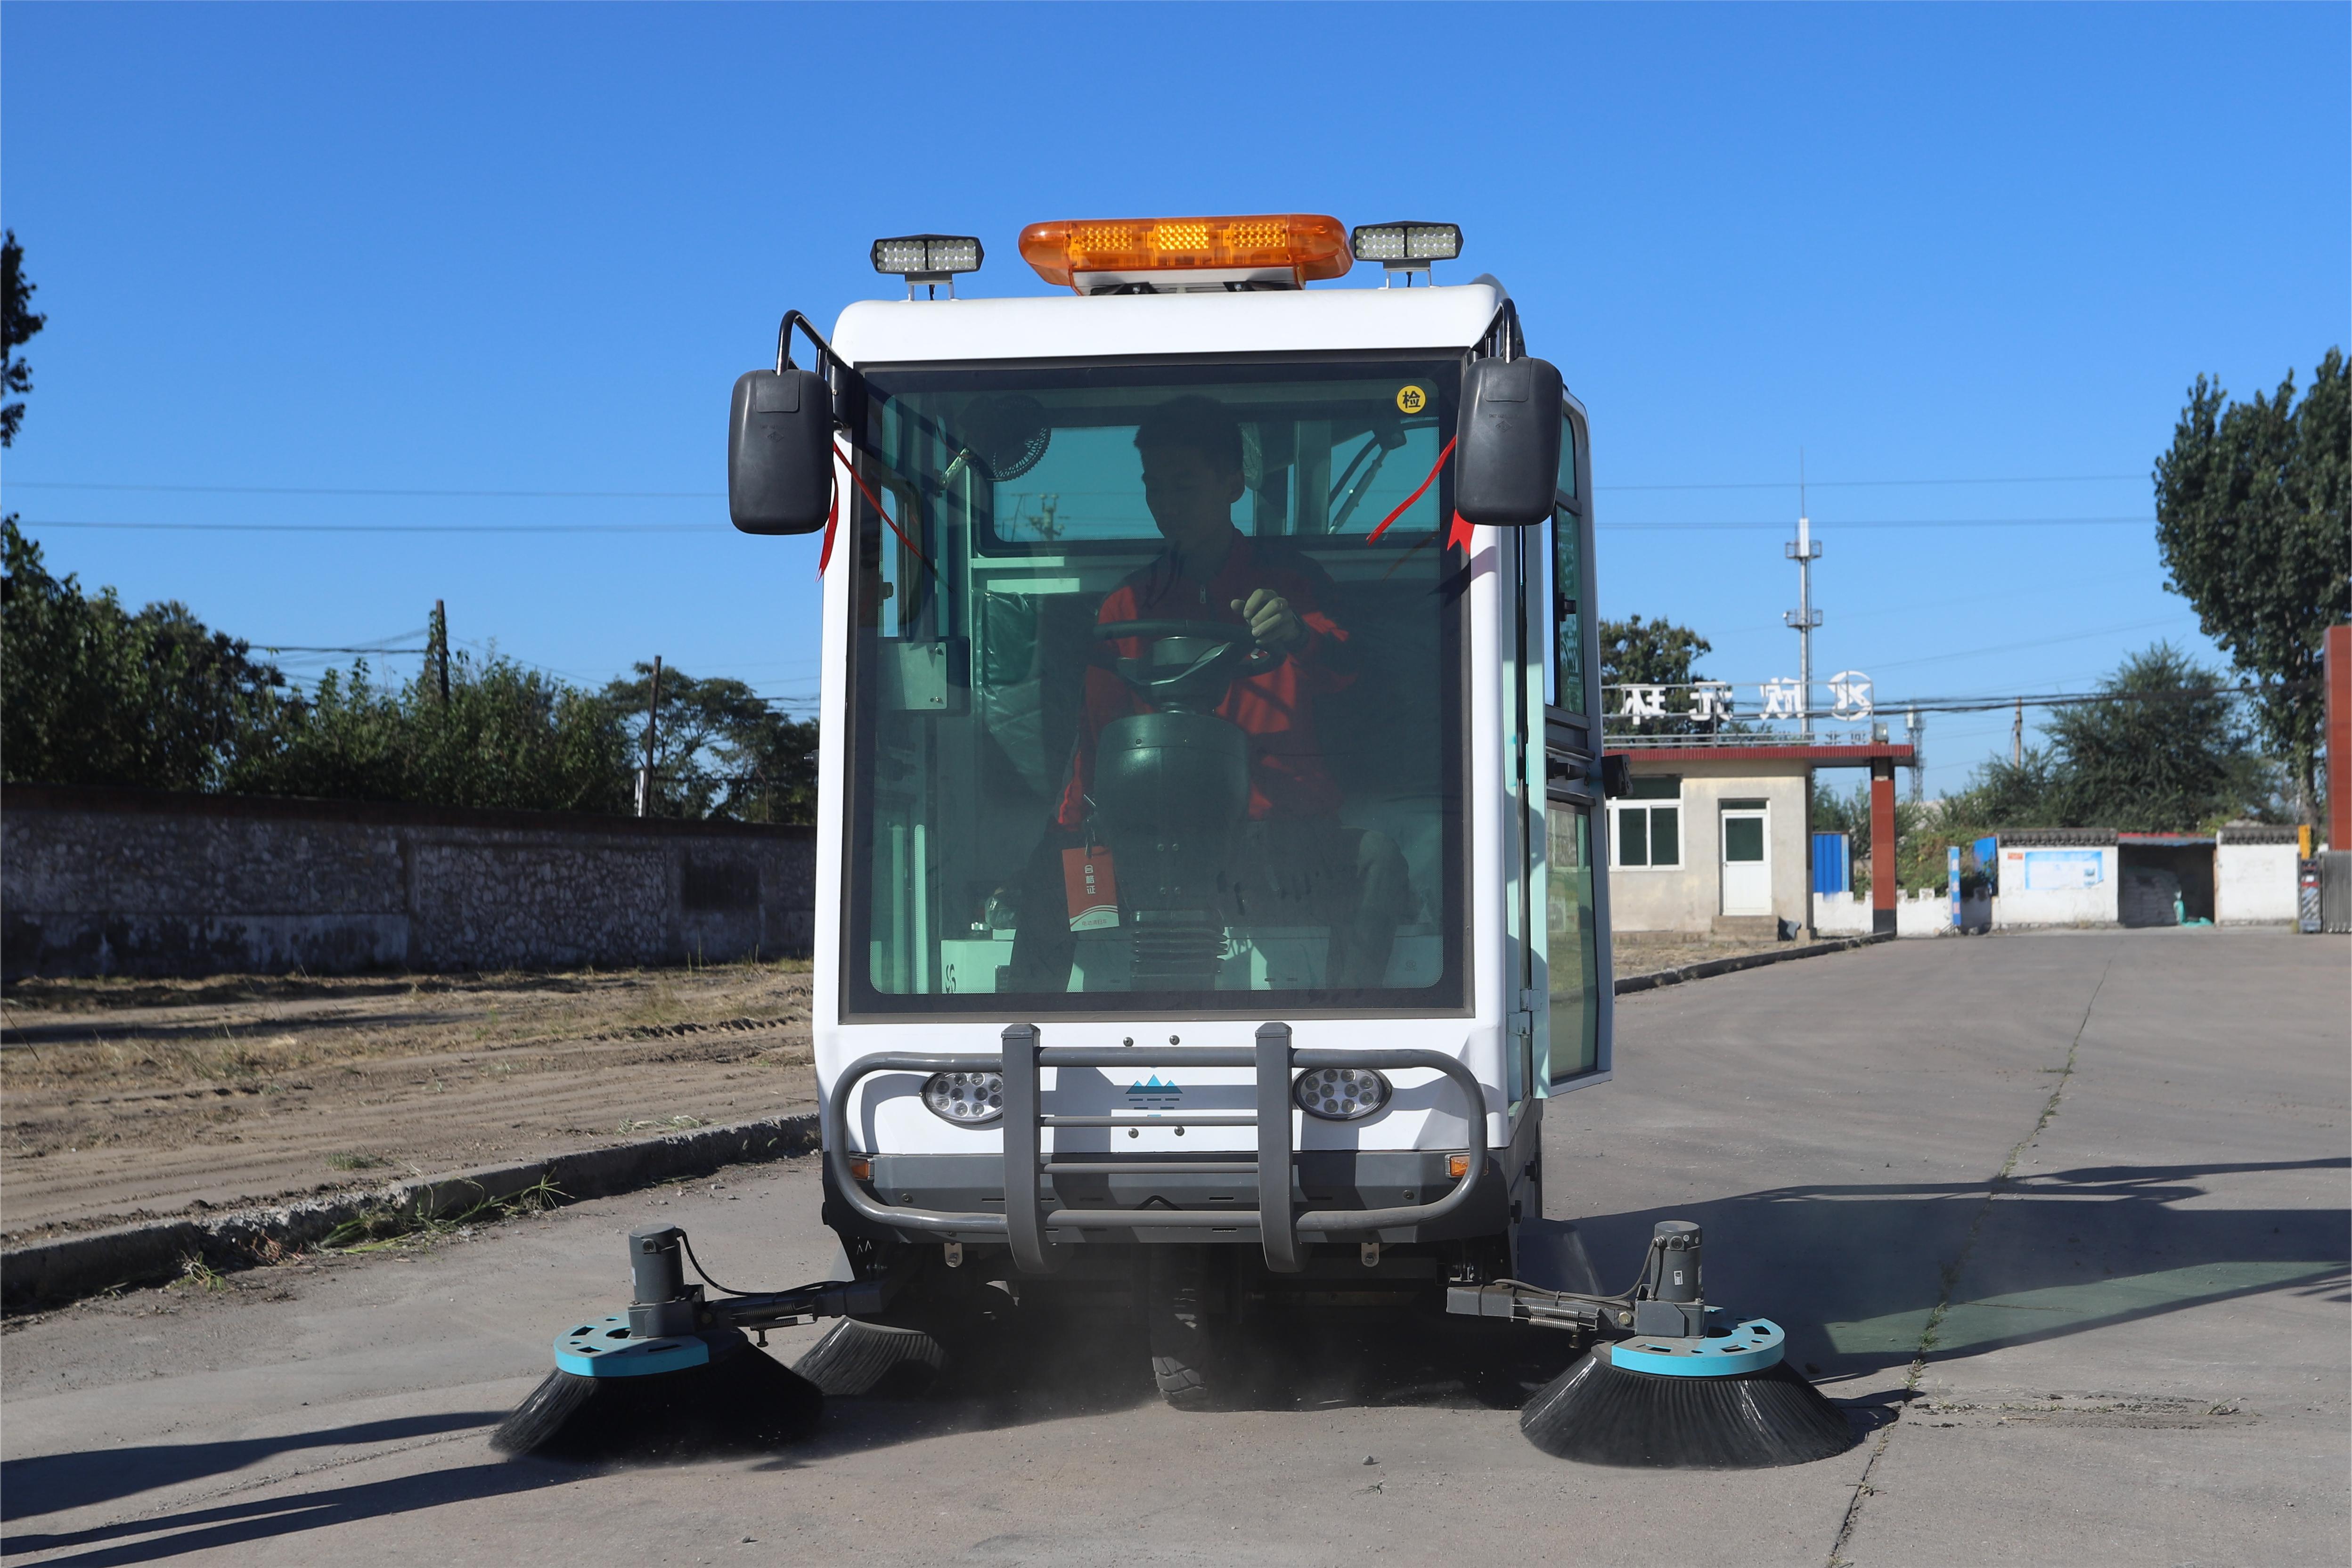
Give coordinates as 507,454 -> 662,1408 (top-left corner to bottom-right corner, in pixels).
1720,804 -> 1771,916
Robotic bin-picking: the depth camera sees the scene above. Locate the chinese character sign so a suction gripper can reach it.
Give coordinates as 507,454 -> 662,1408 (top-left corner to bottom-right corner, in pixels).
1759,678 -> 1802,719
1828,670 -> 1873,720
1618,684 -> 1667,721
1690,681 -> 1734,722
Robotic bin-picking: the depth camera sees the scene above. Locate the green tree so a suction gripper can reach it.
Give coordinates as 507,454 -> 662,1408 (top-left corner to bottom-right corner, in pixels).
235,652 -> 632,814
2039,643 -> 2264,831
1937,749 -> 2066,831
602,663 -> 814,822
1599,614 -> 1716,735
719,709 -> 819,825
2,520 -> 288,789
2153,349 -> 2350,821
2,229 -> 43,449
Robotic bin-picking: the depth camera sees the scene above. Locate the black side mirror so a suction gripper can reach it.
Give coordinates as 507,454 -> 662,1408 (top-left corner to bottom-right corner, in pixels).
729,369 -> 835,534
1454,356 -> 1563,526
1599,755 -> 1632,798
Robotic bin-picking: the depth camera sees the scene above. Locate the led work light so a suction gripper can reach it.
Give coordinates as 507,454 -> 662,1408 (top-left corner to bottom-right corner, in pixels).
872,234 -> 984,299
1349,221 -> 1462,285
1294,1066 -> 1391,1122
922,1070 -> 1004,1125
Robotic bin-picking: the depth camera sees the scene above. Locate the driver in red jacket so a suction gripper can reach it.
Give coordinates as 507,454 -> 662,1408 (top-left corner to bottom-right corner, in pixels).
1007,396 -> 1411,994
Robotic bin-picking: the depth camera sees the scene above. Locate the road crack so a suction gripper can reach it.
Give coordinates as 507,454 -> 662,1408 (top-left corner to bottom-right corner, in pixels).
1824,954 -> 2113,1568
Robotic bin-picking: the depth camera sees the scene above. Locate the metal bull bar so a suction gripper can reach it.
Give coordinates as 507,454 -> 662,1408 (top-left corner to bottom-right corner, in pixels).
821,1021 -> 1489,1275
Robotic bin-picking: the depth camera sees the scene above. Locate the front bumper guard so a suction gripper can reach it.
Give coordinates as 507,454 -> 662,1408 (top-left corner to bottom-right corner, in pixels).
821,1021 -> 1489,1275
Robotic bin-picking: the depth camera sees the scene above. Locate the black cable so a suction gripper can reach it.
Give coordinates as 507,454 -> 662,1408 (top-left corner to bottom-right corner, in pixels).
678,1231 -> 763,1298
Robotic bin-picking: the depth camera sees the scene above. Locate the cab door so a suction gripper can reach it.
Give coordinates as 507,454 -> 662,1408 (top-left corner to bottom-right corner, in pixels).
1540,397 -> 1611,1089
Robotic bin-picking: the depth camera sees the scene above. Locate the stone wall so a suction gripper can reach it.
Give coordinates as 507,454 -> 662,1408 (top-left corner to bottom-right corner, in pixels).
1,784 -> 816,980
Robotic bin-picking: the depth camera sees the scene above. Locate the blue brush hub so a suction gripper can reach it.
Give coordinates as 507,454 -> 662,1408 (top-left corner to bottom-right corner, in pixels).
553,1314 -> 713,1379
1608,1316 -> 1785,1377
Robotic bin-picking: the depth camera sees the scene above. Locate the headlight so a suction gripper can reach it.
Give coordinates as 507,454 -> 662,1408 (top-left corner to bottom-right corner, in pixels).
1293,1066 -> 1390,1121
922,1071 -> 1004,1125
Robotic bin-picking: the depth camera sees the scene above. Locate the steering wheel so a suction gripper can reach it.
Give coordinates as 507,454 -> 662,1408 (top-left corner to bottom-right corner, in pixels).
1093,620 -> 1277,711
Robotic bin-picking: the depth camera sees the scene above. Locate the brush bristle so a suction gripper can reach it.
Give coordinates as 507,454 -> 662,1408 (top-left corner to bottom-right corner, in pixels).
492,1335 -> 824,1462
1519,1345 -> 1856,1468
792,1318 -> 946,1398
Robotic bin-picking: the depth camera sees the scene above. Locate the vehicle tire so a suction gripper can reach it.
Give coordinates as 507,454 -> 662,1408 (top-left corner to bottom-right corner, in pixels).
1147,1247 -> 1230,1411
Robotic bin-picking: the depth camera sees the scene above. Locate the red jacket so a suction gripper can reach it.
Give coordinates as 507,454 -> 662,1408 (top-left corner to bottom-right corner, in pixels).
1057,536 -> 1356,829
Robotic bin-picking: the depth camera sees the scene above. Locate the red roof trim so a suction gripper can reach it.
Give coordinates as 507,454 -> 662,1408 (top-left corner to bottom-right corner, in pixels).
1604,744 -> 1917,766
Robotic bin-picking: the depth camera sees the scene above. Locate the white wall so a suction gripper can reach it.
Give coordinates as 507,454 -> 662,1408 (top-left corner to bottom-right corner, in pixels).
1607,761 -> 1810,935
1813,890 -> 1870,935
1817,887 -> 1991,937
2216,842 -> 2299,924
1992,844 -> 2119,928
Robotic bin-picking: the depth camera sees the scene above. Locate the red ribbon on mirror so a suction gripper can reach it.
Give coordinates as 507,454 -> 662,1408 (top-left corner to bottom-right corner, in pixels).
818,441 -> 934,577
1362,435 -> 1473,555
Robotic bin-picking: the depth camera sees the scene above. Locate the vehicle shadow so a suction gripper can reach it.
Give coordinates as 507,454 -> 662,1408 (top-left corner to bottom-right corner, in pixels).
0,1458 -> 571,1566
1566,1155 -> 2352,1385
15,1155 -> 2337,1558
0,1413 -> 503,1523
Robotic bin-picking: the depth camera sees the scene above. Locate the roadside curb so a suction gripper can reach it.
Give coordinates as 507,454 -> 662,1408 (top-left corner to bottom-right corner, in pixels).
1612,931 -> 1893,996
4,931 -> 1891,1314
1,1112 -> 819,1316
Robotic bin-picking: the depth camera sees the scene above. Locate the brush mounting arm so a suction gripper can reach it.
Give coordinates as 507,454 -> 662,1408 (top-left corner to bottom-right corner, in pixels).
625,1222 -> 890,1337
705,1280 -> 887,1332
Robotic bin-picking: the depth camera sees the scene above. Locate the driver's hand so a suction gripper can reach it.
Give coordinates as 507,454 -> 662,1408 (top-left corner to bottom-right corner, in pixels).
1232,589 -> 1308,655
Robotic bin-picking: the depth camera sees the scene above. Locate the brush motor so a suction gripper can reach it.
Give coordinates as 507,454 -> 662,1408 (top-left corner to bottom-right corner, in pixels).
628,1225 -> 704,1339
1629,1220 -> 1706,1338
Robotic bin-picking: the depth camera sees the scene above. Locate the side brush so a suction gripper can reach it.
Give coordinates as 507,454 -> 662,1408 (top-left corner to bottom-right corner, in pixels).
1459,1220 -> 1857,1469
492,1224 -> 882,1463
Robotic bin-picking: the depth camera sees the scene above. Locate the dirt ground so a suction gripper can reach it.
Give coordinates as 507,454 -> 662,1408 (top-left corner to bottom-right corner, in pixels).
0,939 -> 1810,1250
0,963 -> 818,1247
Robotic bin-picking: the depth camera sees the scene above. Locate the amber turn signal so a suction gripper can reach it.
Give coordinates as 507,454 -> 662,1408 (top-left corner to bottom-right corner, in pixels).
1447,1154 -> 1472,1180
848,1157 -> 873,1182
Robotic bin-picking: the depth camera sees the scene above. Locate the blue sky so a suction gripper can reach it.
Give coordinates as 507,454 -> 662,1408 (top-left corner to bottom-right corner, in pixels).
4,2 -> 2344,794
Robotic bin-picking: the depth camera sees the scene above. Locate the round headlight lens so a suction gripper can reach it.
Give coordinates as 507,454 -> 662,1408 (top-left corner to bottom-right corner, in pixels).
1293,1066 -> 1391,1121
921,1071 -> 1004,1125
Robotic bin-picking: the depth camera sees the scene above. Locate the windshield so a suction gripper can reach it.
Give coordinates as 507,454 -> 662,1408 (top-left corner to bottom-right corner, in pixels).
844,359 -> 1465,1016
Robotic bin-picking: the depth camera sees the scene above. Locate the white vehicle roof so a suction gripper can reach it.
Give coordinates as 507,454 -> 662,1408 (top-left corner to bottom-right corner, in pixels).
830,279 -> 1507,368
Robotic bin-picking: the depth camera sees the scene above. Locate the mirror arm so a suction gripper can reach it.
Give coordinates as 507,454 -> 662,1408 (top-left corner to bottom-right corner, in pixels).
773,310 -> 841,377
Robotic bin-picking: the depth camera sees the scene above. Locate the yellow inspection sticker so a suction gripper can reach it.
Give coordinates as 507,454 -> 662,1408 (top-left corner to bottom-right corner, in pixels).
1395,384 -> 1428,415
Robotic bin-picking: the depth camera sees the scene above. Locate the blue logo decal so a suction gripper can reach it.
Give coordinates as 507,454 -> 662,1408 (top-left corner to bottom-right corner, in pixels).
1126,1075 -> 1182,1108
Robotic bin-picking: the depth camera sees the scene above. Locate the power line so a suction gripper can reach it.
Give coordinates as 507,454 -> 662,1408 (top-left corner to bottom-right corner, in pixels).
8,470 -> 2148,499
1598,516 -> 2151,532
15,514 -> 2157,537
17,519 -> 722,535
257,645 -> 430,654
1596,473 -> 2142,493
6,481 -> 720,499
1864,614 -> 2196,671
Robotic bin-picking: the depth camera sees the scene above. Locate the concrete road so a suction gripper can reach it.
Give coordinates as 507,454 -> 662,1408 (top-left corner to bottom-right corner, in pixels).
4,930 -> 2344,1567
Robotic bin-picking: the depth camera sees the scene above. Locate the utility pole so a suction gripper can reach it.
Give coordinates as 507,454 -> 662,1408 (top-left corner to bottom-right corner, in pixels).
428,599 -> 451,703
1905,706 -> 1925,802
637,656 -> 663,817
2012,697 -> 2024,767
1783,457 -> 1821,740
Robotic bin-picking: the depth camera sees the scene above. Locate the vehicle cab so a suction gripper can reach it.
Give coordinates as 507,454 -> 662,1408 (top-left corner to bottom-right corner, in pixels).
728,216 -> 1610,1382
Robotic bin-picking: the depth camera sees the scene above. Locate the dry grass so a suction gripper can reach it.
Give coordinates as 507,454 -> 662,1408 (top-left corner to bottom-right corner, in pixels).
0,959 -> 814,1101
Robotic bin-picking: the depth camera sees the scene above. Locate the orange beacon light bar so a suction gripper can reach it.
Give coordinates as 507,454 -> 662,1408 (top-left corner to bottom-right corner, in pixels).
1017,214 -> 1353,291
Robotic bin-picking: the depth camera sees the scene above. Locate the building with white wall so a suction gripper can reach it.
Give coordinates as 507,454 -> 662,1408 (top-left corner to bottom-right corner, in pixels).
2216,824 -> 2301,923
1992,829 -> 2119,927
1992,824 -> 2301,929
1606,738 -> 1914,938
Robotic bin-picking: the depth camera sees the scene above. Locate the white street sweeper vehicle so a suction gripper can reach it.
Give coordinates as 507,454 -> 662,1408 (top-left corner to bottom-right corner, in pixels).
494,215 -> 1853,1469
